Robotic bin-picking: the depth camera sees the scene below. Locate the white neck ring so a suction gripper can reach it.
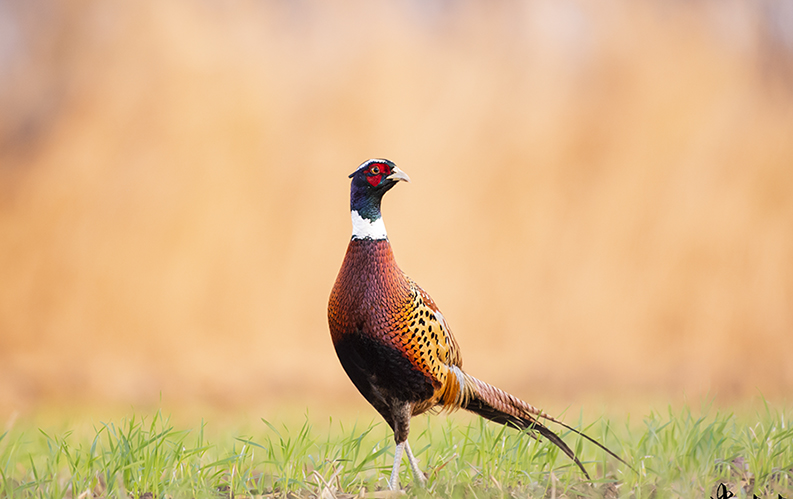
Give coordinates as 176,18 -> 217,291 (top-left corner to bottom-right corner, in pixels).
351,210 -> 387,240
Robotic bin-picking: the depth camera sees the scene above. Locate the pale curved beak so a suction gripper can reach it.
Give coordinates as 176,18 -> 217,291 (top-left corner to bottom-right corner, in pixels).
387,166 -> 411,183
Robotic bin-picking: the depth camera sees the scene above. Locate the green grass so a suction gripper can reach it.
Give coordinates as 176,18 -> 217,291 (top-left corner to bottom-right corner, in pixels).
0,404 -> 791,498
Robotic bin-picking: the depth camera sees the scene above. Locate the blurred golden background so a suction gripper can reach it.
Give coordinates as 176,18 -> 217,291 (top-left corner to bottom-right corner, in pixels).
1,0 -> 792,416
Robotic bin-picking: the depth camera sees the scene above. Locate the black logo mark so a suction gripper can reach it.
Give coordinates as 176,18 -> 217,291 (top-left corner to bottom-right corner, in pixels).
712,482 -> 786,499
712,483 -> 734,499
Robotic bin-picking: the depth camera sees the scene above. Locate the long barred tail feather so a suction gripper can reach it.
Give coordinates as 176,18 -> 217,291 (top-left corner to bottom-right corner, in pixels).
460,374 -> 635,478
543,412 -> 636,473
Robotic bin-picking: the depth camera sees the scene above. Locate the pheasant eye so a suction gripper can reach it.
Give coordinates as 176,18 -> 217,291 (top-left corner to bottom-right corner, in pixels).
370,165 -> 381,175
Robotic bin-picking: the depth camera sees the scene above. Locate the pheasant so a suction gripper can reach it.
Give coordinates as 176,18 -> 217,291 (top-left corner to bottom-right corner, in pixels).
328,159 -> 630,490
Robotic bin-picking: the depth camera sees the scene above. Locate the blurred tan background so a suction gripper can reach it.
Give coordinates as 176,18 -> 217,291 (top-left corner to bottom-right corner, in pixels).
1,0 -> 792,416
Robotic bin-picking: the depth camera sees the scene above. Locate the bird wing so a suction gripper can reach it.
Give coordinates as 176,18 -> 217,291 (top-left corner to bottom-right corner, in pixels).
390,278 -> 469,413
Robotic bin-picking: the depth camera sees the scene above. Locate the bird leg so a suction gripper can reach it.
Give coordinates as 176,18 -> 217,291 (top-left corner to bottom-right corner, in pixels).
388,441 -> 405,490
388,441 -> 426,490
404,441 -> 426,486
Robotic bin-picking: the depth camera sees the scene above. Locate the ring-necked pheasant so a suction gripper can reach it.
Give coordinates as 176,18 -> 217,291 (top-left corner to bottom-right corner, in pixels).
328,159 -> 630,490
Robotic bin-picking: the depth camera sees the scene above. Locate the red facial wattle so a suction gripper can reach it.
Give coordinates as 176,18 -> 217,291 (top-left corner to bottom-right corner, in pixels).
366,163 -> 392,187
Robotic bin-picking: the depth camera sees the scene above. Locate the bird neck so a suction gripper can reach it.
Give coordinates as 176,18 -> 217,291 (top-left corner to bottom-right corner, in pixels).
349,181 -> 389,240
351,210 -> 387,240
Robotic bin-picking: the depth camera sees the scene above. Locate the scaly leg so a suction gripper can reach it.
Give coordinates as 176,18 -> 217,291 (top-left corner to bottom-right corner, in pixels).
388,441 -> 405,490
404,441 -> 426,486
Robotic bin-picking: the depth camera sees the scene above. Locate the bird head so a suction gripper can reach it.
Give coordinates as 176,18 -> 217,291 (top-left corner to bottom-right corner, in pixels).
349,159 -> 410,222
